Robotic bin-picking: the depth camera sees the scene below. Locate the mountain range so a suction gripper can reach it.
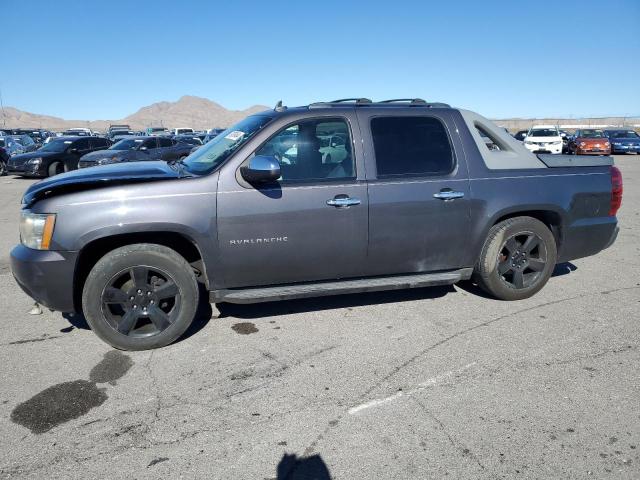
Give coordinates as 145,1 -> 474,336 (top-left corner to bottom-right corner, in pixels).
0,96 -> 269,132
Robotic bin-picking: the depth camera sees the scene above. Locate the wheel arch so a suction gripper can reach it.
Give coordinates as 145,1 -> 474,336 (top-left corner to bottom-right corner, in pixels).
479,206 -> 566,260
73,230 -> 209,313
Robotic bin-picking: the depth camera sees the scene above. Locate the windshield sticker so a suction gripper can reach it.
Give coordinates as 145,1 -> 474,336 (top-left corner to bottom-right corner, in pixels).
225,131 -> 245,141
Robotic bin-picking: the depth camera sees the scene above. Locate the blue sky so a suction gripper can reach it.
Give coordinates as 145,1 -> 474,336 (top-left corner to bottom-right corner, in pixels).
2,0 -> 639,120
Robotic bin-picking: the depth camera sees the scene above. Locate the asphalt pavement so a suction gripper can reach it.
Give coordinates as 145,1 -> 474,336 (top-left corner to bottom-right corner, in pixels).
0,156 -> 638,479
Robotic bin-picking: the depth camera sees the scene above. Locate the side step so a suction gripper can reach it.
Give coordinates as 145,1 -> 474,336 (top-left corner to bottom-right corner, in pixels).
210,268 -> 473,304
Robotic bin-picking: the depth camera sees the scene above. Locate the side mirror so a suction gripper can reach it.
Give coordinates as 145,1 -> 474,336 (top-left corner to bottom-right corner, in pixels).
69,148 -> 78,154
139,146 -> 148,151
241,155 -> 281,184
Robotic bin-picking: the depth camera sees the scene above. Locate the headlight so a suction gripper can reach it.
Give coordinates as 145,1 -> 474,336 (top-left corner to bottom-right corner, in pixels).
97,156 -> 120,165
19,213 -> 56,250
27,157 -> 42,165
579,142 -> 587,147
612,142 -> 621,146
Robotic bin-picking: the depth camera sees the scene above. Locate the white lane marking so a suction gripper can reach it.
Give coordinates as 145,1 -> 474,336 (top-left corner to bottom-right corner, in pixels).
348,362 -> 477,415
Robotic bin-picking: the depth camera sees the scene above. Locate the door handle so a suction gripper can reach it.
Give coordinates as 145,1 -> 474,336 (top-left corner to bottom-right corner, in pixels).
326,196 -> 361,208
433,190 -> 465,200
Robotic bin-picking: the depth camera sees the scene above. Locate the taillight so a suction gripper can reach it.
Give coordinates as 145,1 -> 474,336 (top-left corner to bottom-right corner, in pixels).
609,166 -> 623,216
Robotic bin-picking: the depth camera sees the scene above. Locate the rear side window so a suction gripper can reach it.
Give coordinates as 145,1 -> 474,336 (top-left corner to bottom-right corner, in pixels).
158,137 -> 173,148
371,117 -> 454,177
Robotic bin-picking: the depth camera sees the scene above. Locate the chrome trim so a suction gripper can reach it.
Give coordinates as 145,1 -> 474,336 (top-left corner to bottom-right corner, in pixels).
433,191 -> 465,200
326,197 -> 361,207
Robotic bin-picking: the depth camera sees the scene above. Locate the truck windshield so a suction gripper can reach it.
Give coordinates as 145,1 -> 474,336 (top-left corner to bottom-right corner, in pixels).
529,129 -> 558,137
182,115 -> 272,175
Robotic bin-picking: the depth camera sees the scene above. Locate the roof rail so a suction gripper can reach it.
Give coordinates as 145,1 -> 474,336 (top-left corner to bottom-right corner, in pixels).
379,98 -> 427,105
308,98 -> 373,108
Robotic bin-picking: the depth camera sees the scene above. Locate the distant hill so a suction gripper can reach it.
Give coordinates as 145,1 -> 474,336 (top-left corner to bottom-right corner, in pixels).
1,97 -> 637,133
0,95 -> 269,132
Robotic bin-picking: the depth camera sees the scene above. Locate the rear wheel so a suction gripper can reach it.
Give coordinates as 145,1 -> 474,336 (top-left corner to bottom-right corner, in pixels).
82,243 -> 199,350
48,161 -> 64,177
474,216 -> 557,301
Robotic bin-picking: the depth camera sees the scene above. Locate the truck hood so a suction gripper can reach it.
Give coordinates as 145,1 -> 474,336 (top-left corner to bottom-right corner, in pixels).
22,160 -> 192,208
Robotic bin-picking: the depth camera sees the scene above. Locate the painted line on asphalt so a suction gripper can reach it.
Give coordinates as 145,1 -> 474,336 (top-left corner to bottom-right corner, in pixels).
348,362 -> 477,415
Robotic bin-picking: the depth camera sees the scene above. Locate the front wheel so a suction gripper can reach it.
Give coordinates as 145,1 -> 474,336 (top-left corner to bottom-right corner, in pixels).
82,243 -> 199,350
474,216 -> 557,301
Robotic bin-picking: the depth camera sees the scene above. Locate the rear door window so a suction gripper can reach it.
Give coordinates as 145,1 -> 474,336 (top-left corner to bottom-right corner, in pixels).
158,137 -> 173,148
370,117 -> 454,177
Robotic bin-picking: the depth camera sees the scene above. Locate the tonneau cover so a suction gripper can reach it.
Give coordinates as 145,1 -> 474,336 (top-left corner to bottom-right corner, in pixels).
537,154 -> 614,168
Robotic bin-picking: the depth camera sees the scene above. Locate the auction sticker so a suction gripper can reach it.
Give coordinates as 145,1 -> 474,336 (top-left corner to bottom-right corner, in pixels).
225,131 -> 245,141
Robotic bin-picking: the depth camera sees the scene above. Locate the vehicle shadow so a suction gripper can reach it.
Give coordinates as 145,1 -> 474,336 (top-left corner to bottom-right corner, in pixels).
60,284 -> 213,344
552,261 -> 578,277
217,284 -> 454,320
276,453 -> 331,480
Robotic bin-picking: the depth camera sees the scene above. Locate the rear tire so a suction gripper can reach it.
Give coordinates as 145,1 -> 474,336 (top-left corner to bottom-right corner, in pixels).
474,216 -> 557,301
48,161 -> 63,177
82,243 -> 199,350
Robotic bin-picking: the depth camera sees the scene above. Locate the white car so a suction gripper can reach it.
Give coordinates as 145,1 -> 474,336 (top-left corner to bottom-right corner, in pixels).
173,128 -> 194,135
523,125 -> 563,154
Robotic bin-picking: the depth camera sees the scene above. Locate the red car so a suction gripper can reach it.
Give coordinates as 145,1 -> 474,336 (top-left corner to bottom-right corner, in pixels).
569,129 -> 611,155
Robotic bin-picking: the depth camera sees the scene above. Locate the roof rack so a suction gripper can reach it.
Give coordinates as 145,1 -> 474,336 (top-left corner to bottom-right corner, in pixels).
308,98 -> 450,109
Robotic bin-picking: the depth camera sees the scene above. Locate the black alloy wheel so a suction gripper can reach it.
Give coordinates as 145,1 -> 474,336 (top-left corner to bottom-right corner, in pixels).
496,232 -> 547,290
101,265 -> 181,337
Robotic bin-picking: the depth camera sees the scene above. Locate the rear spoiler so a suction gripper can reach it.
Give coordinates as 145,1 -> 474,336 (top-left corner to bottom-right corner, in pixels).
537,154 -> 614,168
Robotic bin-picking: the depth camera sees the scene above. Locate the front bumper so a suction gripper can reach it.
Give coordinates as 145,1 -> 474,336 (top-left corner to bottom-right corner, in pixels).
7,162 -> 45,177
575,147 -> 611,155
611,144 -> 640,154
524,143 -> 563,154
10,245 -> 78,312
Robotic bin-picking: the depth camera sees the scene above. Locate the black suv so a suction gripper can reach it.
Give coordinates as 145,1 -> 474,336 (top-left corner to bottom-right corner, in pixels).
7,136 -> 112,177
78,136 -> 194,168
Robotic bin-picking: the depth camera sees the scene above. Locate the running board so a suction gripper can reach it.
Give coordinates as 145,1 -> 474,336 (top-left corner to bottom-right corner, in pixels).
210,268 -> 473,304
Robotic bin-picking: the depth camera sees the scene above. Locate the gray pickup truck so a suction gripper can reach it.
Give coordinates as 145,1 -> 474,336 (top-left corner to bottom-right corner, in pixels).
10,98 -> 622,350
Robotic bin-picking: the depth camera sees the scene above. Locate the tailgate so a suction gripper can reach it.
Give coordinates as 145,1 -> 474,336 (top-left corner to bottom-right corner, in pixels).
537,154 -> 614,168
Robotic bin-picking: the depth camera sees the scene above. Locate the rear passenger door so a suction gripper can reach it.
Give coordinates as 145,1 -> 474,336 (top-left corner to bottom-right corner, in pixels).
358,111 -> 471,276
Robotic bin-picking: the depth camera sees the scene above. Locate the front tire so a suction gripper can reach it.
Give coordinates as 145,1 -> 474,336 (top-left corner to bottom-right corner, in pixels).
82,243 -> 199,350
48,161 -> 63,177
474,216 -> 557,301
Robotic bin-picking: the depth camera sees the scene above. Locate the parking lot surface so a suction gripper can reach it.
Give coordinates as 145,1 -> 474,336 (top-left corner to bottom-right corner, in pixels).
0,156 -> 638,479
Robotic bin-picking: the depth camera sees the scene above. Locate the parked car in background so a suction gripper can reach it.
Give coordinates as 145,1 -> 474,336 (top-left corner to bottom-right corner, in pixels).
63,128 -> 92,136
523,125 -> 563,154
0,146 -> 8,175
78,136 -> 193,168
7,136 -> 111,177
568,129 -> 611,155
173,135 -> 203,147
203,129 -> 225,143
9,129 -> 53,144
513,130 -> 528,141
605,129 -> 640,154
173,127 -> 194,135
147,127 -> 170,136
0,135 -> 27,156
110,132 -> 137,143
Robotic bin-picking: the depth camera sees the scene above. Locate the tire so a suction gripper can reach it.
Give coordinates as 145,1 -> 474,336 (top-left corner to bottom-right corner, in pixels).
474,216 -> 557,301
48,161 -> 63,177
82,243 -> 199,350
0,160 -> 6,176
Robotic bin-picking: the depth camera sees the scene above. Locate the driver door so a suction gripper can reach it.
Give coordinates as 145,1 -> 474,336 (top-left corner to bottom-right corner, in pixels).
216,115 -> 369,288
